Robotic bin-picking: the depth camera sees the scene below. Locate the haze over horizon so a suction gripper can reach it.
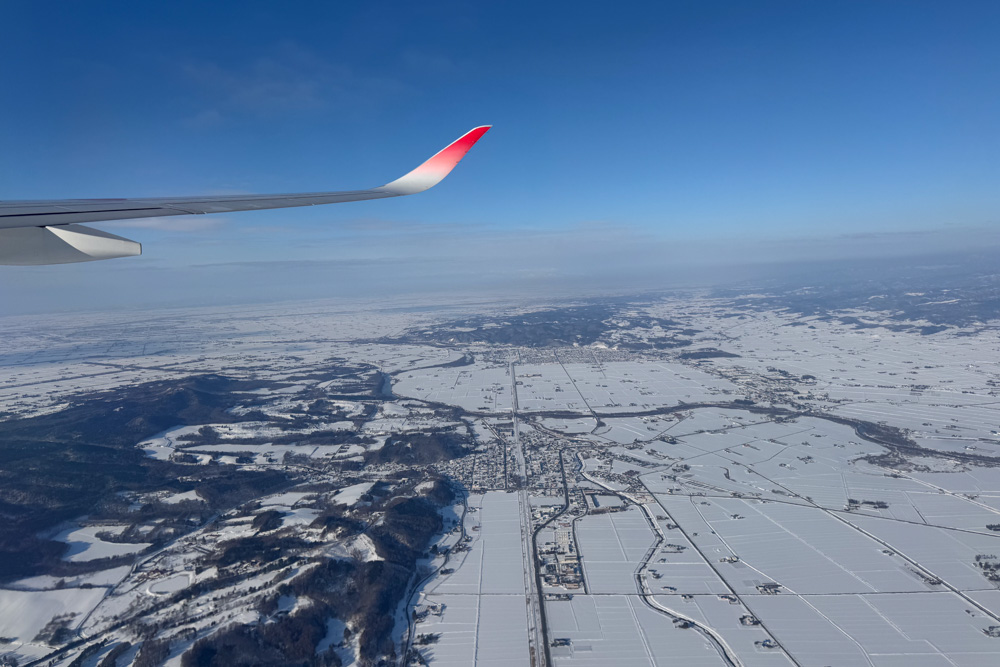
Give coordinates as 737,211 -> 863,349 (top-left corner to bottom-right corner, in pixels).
2,0 -> 998,314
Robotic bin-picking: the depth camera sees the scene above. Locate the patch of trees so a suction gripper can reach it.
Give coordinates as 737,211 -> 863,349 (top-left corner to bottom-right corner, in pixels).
861,451 -> 908,469
97,642 -> 131,667
390,304 -> 618,347
364,430 -> 470,466
176,425 -> 221,443
351,561 -> 412,661
0,375 -> 297,582
10,374 -> 270,449
66,640 -> 107,667
185,557 -> 413,666
356,480 -> 393,505
184,484 -> 457,666
193,429 -> 377,450
182,611 -> 333,667
368,497 -> 443,566
678,349 -> 740,360
133,638 -> 171,667
847,498 -> 889,509
975,555 -> 1000,582
192,469 -> 294,508
311,506 -> 365,538
615,338 -> 693,351
252,510 -> 285,533
288,558 -> 357,613
211,535 -> 310,568
419,479 -> 457,506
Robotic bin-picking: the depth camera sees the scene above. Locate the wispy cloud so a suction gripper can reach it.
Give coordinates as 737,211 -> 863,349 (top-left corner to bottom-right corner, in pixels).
179,42 -> 413,122
101,216 -> 230,232
401,51 -> 459,75
764,224 -> 1000,258
182,109 -> 224,129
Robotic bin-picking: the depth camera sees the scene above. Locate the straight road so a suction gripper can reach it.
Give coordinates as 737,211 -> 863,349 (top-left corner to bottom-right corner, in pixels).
511,359 -> 547,667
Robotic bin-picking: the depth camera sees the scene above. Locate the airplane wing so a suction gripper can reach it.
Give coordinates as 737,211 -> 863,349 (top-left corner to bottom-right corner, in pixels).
0,125 -> 491,265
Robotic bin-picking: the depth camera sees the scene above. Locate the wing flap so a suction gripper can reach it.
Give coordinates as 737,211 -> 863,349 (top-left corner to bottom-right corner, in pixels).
0,224 -> 141,265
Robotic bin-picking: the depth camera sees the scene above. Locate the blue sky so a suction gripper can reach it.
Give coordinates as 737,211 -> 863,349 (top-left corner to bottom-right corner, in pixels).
2,1 -> 999,313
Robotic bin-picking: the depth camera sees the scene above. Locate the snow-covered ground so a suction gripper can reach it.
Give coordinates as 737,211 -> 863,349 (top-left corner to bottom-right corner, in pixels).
333,482 -> 374,506
5,293 -> 1000,666
52,525 -> 151,563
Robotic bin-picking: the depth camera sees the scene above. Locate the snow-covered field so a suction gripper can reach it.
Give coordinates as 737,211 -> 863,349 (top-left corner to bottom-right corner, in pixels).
0,587 -> 108,661
414,492 -> 531,666
4,292 -> 1000,666
52,525 -> 151,563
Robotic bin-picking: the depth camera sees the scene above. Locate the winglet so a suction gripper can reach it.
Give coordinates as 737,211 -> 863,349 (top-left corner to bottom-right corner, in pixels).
378,126 -> 491,195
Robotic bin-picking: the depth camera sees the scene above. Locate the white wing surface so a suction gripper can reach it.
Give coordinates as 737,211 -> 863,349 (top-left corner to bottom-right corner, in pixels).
0,125 -> 490,265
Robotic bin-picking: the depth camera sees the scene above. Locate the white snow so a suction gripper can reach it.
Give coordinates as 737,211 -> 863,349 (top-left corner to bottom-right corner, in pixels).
161,490 -> 203,504
332,482 -> 374,506
53,525 -> 151,563
9,566 -> 132,591
0,587 -> 107,644
261,491 -> 314,507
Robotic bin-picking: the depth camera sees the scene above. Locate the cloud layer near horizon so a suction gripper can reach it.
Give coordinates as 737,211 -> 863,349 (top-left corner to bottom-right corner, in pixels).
2,219 -> 997,316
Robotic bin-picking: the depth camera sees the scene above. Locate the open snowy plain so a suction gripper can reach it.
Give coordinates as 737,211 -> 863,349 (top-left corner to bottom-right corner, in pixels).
3,288 -> 1000,666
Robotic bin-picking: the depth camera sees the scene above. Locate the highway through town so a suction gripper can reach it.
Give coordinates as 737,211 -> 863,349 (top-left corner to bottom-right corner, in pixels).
511,359 -> 548,667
